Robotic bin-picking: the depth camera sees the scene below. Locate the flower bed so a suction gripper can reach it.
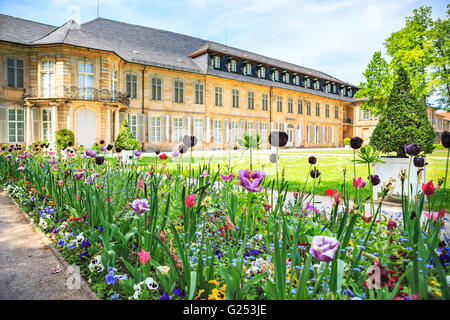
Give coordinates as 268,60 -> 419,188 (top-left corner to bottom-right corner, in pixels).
0,138 -> 449,300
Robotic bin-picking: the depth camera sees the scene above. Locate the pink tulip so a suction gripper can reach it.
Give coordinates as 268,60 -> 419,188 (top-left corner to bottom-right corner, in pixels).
185,193 -> 197,209
352,177 -> 367,189
220,173 -> 234,181
424,209 -> 445,222
137,249 -> 150,264
201,170 -> 209,178
138,178 -> 144,191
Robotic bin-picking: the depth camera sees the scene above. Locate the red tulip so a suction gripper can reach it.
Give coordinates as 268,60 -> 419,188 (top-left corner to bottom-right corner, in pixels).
387,220 -> 397,231
422,180 -> 437,196
185,193 -> 197,209
159,154 -> 168,160
324,189 -> 338,196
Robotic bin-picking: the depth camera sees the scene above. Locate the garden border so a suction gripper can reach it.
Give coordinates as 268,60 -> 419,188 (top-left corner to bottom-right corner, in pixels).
0,187 -> 99,300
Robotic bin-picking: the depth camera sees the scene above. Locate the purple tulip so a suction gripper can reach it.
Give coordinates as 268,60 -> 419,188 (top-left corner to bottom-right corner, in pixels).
370,174 -> 381,186
132,199 -> 148,214
18,154 -> 27,159
350,137 -> 363,150
404,143 -> 421,156
48,157 -> 57,165
238,169 -> 266,192
74,170 -> 85,180
308,156 -> 317,165
413,156 -> 426,168
309,236 -> 340,262
134,150 -> 141,157
86,149 -> 97,158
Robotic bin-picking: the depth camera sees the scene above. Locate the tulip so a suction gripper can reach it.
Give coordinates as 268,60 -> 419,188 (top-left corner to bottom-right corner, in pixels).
74,170 -> 85,180
48,157 -> 57,165
404,143 -> 421,156
352,177 -> 367,189
156,266 -> 170,275
424,209 -> 445,221
132,199 -> 148,214
220,173 -> 234,181
238,169 -> 266,192
269,153 -> 278,163
159,153 -> 168,160
422,180 -> 437,196
350,137 -> 363,150
138,178 -> 144,191
178,144 -> 188,154
171,150 -> 180,158
200,170 -> 209,178
185,193 -> 197,209
370,174 -> 381,186
134,150 -> 141,157
106,144 -> 113,151
324,189 -> 338,196
308,156 -> 317,165
86,149 -> 97,158
226,216 -> 235,230
413,156 -> 426,168
441,131 -> 450,148
310,169 -> 321,179
268,131 -> 288,147
183,135 -> 198,148
137,249 -> 150,264
387,220 -> 397,231
95,155 -> 105,165
309,236 -> 340,262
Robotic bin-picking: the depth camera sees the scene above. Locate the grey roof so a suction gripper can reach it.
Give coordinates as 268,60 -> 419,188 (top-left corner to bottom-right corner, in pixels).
0,14 -> 56,44
0,14 -> 358,101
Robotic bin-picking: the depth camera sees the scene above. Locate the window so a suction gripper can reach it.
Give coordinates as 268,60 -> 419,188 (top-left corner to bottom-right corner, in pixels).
232,89 -> 239,108
315,102 -> 320,116
261,123 -> 268,143
306,100 -> 312,115
194,119 -> 203,142
325,104 -> 330,118
332,84 -> 337,93
42,109 -> 52,142
288,98 -> 293,113
129,114 -> 137,138
348,88 -> 353,97
112,71 -> 118,101
229,59 -> 237,72
151,76 -> 162,101
314,80 -> 320,90
248,91 -> 255,109
7,57 -> 24,88
297,99 -> 303,114
262,93 -> 268,111
258,66 -> 266,78
173,80 -> 184,103
41,61 -> 54,98
325,83 -> 331,93
79,62 -> 94,99
283,73 -> 290,83
212,56 -> 221,69
8,108 -> 24,143
335,106 -> 339,119
294,75 -> 300,85
231,120 -> 239,143
173,117 -> 183,142
272,70 -> 280,81
151,116 -> 161,142
126,73 -> 138,99
340,86 -> 345,96
215,86 -> 223,106
213,119 -> 222,142
276,96 -> 282,112
304,77 -> 310,88
363,110 -> 370,120
194,82 -> 204,104
247,122 -> 254,134
244,63 -> 252,76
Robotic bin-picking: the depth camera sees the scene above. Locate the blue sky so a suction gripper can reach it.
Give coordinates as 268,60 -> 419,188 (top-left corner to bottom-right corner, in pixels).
0,0 -> 447,86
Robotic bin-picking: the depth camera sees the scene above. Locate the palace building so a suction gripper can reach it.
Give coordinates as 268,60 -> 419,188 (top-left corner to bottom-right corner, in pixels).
2,14 -> 445,152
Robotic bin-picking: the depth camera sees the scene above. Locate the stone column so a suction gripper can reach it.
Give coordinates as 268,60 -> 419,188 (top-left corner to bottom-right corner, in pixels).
50,102 -> 58,145
25,103 -> 32,147
66,104 -> 72,130
106,107 -> 111,144
114,108 -> 120,142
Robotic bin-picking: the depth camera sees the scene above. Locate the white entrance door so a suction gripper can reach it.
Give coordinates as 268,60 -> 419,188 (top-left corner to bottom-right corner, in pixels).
76,109 -> 96,148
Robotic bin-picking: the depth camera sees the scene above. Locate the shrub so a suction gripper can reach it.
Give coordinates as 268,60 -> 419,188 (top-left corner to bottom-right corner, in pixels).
55,129 -> 75,150
370,66 -> 435,157
114,120 -> 139,151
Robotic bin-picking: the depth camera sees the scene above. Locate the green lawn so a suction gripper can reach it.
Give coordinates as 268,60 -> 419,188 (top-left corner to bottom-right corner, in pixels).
139,148 -> 450,210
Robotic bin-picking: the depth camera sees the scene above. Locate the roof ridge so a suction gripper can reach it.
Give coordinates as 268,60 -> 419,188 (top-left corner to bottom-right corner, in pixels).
0,13 -> 57,28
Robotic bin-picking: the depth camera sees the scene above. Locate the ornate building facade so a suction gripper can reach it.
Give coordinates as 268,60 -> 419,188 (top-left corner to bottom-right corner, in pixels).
0,14 -> 368,151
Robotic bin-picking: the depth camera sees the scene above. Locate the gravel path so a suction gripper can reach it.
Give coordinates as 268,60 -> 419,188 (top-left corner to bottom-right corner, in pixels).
0,190 -> 98,300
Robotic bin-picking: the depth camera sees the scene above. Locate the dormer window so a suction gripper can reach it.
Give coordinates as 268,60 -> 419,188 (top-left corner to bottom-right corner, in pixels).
228,59 -> 237,72
348,88 -> 353,97
283,72 -> 290,83
272,69 -> 280,81
325,82 -> 331,93
294,75 -> 300,86
332,83 -> 337,94
304,77 -> 310,88
313,79 -> 320,90
258,66 -> 266,78
340,86 -> 345,96
212,55 -> 221,69
244,63 -> 252,76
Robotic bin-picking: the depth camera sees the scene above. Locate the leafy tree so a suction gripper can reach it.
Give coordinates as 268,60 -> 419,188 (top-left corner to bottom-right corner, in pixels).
355,51 -> 392,116
55,129 -> 75,150
430,5 -> 450,110
370,66 -> 435,157
114,120 -> 139,151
